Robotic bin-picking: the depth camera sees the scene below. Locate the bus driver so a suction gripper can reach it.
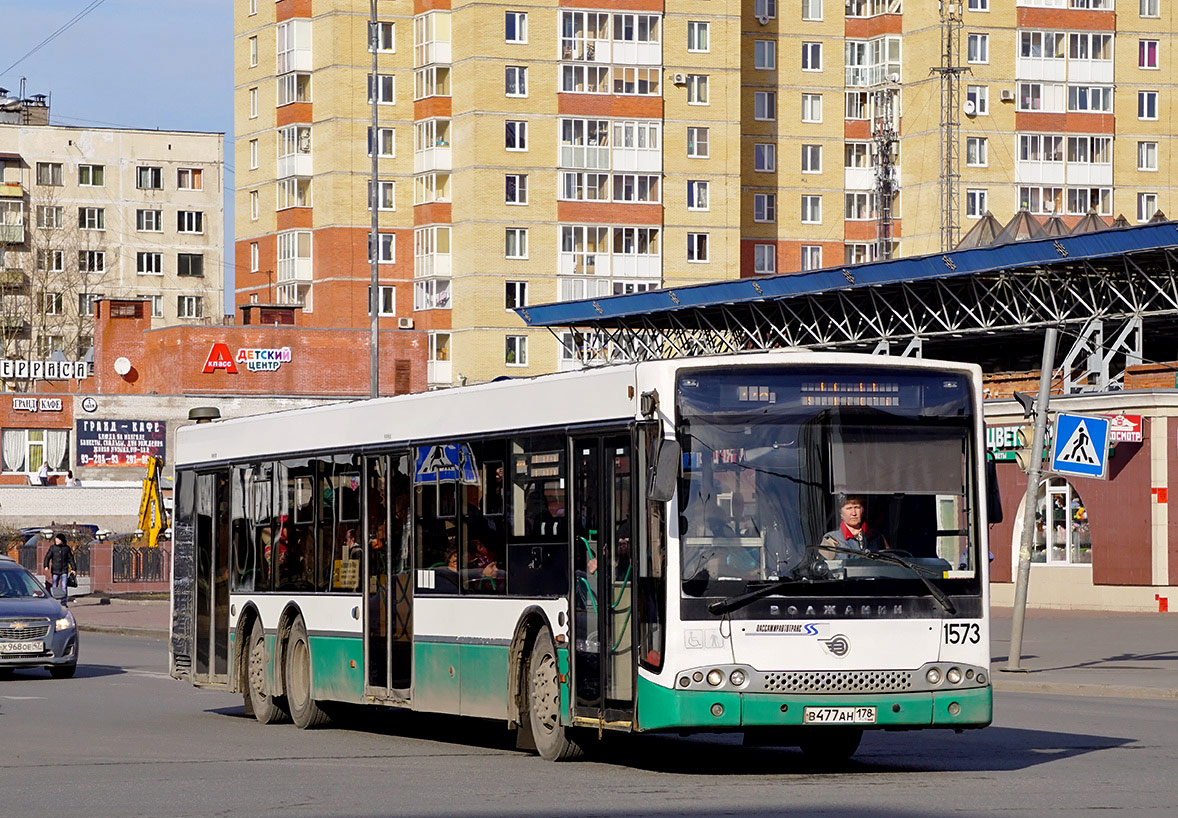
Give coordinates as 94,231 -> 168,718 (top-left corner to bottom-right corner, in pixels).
820,495 -> 888,556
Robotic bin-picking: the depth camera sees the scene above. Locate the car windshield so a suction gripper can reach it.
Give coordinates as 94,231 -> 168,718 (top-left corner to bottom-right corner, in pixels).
676,366 -> 980,605
0,565 -> 49,598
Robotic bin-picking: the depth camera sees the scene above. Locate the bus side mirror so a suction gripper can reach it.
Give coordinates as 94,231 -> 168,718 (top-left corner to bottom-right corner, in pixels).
986,458 -> 1003,525
648,438 -> 681,503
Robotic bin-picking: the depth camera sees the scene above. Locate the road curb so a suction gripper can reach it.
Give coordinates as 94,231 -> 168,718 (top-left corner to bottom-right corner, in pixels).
77,625 -> 169,640
993,678 -> 1178,700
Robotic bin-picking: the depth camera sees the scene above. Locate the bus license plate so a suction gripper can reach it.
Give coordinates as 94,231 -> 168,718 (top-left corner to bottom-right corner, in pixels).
803,706 -> 876,725
0,641 -> 44,654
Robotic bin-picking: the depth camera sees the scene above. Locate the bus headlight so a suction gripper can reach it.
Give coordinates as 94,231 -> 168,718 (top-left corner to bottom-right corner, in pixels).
925,667 -> 942,685
729,669 -> 747,687
946,667 -> 963,684
706,669 -> 724,687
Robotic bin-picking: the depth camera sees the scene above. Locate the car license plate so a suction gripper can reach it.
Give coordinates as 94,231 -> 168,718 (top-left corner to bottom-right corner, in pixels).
802,706 -> 876,725
0,641 -> 44,654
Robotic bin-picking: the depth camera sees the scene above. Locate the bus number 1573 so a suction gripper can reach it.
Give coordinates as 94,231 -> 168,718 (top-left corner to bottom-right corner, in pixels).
943,623 -> 981,645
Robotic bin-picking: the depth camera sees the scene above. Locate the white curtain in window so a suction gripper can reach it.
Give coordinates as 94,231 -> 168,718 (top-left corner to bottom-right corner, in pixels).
2,430 -> 27,472
45,430 -> 69,470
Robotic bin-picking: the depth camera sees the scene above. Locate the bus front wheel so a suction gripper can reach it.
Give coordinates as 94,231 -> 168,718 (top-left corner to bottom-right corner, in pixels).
246,621 -> 289,724
285,616 -> 331,729
797,727 -> 863,763
526,629 -> 582,761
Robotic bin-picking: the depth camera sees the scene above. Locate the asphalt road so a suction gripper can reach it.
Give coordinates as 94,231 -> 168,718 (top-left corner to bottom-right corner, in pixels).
1,633 -> 1175,817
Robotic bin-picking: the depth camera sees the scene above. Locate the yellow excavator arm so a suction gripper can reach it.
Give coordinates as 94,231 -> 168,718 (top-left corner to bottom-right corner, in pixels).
136,456 -> 170,548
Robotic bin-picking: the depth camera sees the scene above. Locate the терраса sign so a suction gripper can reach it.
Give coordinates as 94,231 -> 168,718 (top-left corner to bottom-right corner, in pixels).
0,360 -> 89,381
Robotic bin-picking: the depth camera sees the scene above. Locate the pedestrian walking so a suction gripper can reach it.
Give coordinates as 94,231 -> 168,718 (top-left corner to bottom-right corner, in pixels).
43,533 -> 77,601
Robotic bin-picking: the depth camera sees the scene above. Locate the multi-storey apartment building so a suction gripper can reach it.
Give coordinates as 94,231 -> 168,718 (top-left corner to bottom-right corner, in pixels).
0,104 -> 224,369
234,0 -> 1177,386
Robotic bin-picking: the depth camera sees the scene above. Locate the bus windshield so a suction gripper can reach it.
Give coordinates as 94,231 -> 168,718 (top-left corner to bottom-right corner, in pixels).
676,366 -> 980,606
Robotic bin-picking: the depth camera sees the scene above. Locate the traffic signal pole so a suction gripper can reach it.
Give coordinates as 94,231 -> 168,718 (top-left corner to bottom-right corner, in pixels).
1005,327 -> 1058,672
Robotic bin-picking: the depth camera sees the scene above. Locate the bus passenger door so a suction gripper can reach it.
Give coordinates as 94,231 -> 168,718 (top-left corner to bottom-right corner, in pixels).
571,435 -> 635,725
365,453 -> 413,700
193,471 -> 230,687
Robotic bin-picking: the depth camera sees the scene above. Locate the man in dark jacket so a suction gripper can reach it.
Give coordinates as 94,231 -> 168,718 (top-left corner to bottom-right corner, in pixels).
43,533 -> 76,600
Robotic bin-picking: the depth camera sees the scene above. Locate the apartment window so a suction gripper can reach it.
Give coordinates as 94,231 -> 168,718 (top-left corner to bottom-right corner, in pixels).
505,335 -> 528,367
78,164 -> 104,187
687,232 -> 709,263
370,21 -> 396,52
800,245 -> 822,271
368,233 -> 396,263
687,21 -> 709,52
754,40 -> 776,70
78,250 -> 105,274
506,174 -> 528,205
1068,31 -> 1112,61
277,72 -> 311,106
801,144 -> 822,173
754,193 -> 777,223
687,180 -> 709,210
368,127 -> 396,157
137,252 -> 163,275
374,286 -> 396,316
968,0 -> 988,8
368,74 -> 396,104
845,142 -> 869,168
505,281 -> 528,310
249,139 -> 258,169
1138,141 -> 1158,172
42,292 -> 64,316
416,68 -> 453,101
687,74 -> 708,104
1138,193 -> 1159,223
250,190 -> 259,220
136,209 -> 162,232
753,244 -> 776,275
36,162 -> 63,186
178,254 -> 204,277
506,120 -> 527,151
1068,85 -> 1113,113
801,195 -> 821,224
967,33 -> 988,64
802,0 -> 823,20
563,64 -> 610,94
801,93 -> 822,122
801,42 -> 822,71
754,91 -> 776,121
249,0 -> 257,15
966,189 -> 987,218
249,36 -> 258,67
249,87 -> 258,118
845,192 -> 871,220
176,168 -> 203,191
250,242 -> 259,272
966,85 -> 988,116
1139,40 -> 1159,70
137,166 -> 163,190
368,181 -> 396,210
1139,91 -> 1158,120
78,292 -> 100,317
178,295 -> 204,319
754,0 -> 777,19
177,211 -> 205,234
687,127 -> 709,158
136,295 -> 164,318
505,12 -> 527,43
1141,0 -> 1159,17
506,228 -> 528,259
966,137 -> 988,167
36,206 -> 63,229
36,250 -> 64,272
505,66 -> 528,97
78,207 -> 105,230
754,143 -> 776,172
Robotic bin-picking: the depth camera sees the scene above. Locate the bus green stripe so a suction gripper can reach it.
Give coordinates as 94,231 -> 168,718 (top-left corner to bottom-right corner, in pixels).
309,634 -> 365,701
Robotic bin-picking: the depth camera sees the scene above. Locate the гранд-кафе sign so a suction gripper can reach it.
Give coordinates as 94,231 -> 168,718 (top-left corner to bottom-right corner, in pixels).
76,419 -> 166,467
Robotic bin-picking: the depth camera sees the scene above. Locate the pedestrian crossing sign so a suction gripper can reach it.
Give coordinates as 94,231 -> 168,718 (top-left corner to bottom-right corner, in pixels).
1051,413 -> 1110,479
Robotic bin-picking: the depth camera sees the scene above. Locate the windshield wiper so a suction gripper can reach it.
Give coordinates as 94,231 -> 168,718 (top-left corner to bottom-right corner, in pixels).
706,549 -> 833,615
822,544 -> 956,614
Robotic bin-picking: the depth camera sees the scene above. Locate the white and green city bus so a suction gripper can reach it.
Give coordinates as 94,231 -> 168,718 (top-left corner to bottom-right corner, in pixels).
169,351 -> 992,761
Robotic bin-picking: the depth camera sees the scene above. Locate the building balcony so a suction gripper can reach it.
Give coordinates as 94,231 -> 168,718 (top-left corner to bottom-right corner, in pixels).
1016,58 -> 1066,83
277,154 -> 312,178
427,359 -> 452,384
0,224 -> 23,243
845,167 -> 876,191
0,269 -> 27,288
1068,61 -> 1113,85
277,258 -> 313,284
415,253 -> 451,279
559,253 -> 610,278
0,182 -> 24,198
414,145 -> 451,174
1066,164 -> 1113,187
1016,161 -> 1067,185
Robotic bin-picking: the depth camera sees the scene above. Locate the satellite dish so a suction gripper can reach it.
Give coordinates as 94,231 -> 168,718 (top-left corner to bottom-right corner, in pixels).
113,356 -> 132,376
962,99 -> 977,117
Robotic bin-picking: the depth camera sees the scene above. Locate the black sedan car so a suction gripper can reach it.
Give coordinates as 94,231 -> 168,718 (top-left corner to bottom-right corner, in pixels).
0,556 -> 79,678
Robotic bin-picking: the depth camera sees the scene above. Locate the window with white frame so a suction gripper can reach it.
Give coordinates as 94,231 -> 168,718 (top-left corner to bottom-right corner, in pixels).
687,180 -> 709,210
506,120 -> 527,151
78,164 -> 104,187
368,233 -> 396,263
137,252 -> 163,275
687,232 -> 709,263
36,250 -> 63,272
78,292 -> 100,317
754,244 -> 776,274
802,0 -> 823,20
250,242 -> 259,272
368,74 -> 396,103
370,21 -> 396,52
1138,192 -> 1159,222
687,74 -> 708,104
1139,39 -> 1159,69
277,177 -> 311,209
136,209 -> 162,232
966,85 -> 988,116
966,137 -> 988,167
369,180 -> 396,210
845,191 -> 872,220
687,21 -> 709,52
1066,136 -> 1111,165
801,93 -> 822,122
1067,85 -> 1113,113
968,0 -> 988,9
35,162 -> 63,186
506,228 -> 528,258
801,42 -> 822,71
845,142 -> 869,168
375,286 -> 396,316
754,91 -> 776,120
801,245 -> 822,271
366,127 -> 395,158
687,126 -> 709,158
250,190 -> 259,220
967,33 -> 988,63
249,35 -> 258,67
277,72 -> 311,106
1141,0 -> 1159,16
562,64 -> 610,94
1138,141 -> 1158,171
249,139 -> 259,169
754,142 -> 776,172
249,0 -> 257,15
136,166 -> 163,190
613,67 -> 660,96
845,243 -> 877,265
177,211 -> 204,234
178,253 -> 204,277
801,194 -> 821,224
505,12 -> 527,43
505,281 -> 528,310
177,168 -> 203,190
755,40 -> 776,70
178,295 -> 204,320
754,0 -> 777,19
1065,187 -> 1111,216
1069,32 -> 1112,61
505,66 -> 528,97
78,207 -> 104,230
1017,186 -> 1064,215
36,206 -> 63,229
506,174 -> 528,204
505,335 -> 528,366
754,193 -> 777,222
78,250 -> 105,274
966,188 -> 987,218
612,174 -> 660,202
1139,90 -> 1158,120
276,19 -> 310,72
801,144 -> 822,173
42,292 -> 63,316
560,172 -> 609,201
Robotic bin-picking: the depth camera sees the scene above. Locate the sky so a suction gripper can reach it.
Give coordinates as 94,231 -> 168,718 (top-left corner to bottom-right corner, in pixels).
0,0 -> 235,308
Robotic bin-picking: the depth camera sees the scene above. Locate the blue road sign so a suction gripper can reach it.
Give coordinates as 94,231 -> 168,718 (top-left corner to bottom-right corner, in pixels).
414,443 -> 479,485
1051,413 -> 1110,479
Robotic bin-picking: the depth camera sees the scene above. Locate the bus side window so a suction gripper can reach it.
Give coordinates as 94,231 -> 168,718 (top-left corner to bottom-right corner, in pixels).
505,435 -> 569,596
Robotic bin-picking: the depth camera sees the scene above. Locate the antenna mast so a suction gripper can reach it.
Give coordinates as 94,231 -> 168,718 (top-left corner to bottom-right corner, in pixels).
873,79 -> 899,262
931,1 -> 966,252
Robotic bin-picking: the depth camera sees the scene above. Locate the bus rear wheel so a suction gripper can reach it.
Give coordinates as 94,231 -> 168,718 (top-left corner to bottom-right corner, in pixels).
526,629 -> 582,761
797,727 -> 863,763
285,616 -> 331,729
246,621 -> 288,724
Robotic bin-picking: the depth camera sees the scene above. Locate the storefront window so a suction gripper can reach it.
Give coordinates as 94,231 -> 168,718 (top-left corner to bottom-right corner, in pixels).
1033,477 -> 1091,564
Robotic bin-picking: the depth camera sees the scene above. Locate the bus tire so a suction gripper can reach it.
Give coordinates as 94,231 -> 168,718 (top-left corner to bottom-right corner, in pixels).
246,621 -> 289,724
797,727 -> 863,763
526,628 -> 582,761
285,616 -> 331,729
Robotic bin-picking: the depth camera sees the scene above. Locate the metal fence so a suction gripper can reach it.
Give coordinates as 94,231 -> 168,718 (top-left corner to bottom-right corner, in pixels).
112,544 -> 169,583
16,542 -> 37,571
73,542 -> 90,575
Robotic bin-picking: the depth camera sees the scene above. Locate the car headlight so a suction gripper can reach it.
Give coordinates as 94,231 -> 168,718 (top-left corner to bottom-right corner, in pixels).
55,612 -> 74,632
